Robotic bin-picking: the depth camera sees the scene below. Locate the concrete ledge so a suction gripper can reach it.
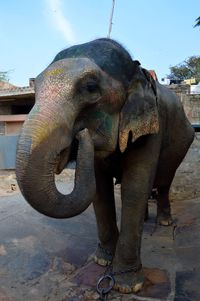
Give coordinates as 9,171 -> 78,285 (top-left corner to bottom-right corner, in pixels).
0,114 -> 27,122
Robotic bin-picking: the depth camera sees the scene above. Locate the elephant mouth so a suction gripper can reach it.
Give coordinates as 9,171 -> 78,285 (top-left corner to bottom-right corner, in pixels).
55,138 -> 79,174
55,147 -> 70,174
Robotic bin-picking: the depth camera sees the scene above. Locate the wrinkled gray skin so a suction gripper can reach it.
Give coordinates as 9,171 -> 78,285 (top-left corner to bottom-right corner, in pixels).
16,39 -> 194,293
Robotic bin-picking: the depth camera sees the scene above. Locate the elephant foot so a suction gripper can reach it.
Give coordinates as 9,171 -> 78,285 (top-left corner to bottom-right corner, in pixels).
113,267 -> 144,294
157,212 -> 173,226
93,243 -> 113,266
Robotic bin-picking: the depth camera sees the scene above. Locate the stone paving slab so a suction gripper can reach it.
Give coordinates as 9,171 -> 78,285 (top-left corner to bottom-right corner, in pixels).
174,271 -> 200,301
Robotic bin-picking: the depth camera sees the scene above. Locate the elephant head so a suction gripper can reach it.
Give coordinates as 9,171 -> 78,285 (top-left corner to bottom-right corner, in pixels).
16,38 -> 159,218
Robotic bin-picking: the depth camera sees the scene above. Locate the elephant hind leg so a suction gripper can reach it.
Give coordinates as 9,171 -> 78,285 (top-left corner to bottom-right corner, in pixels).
155,121 -> 194,226
154,152 -> 185,226
154,156 -> 179,226
156,185 -> 173,226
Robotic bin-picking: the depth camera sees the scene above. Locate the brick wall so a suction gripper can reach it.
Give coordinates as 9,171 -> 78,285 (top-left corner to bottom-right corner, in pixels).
167,84 -> 200,124
181,94 -> 200,124
168,84 -> 190,97
0,115 -> 26,136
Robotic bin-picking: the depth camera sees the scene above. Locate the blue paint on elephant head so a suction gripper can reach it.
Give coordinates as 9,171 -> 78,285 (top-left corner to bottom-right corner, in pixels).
88,111 -> 113,136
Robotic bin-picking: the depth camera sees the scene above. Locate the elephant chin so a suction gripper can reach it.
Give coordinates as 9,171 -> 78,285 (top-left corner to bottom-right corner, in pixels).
16,128 -> 96,219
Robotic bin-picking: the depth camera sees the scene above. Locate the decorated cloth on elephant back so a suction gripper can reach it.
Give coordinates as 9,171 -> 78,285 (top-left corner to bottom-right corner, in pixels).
16,38 -> 194,295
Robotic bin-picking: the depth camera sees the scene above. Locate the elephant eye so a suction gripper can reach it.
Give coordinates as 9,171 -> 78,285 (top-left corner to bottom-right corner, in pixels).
77,75 -> 100,95
86,81 -> 99,93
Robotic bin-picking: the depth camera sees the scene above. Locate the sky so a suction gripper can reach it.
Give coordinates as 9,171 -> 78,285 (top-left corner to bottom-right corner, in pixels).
0,0 -> 200,86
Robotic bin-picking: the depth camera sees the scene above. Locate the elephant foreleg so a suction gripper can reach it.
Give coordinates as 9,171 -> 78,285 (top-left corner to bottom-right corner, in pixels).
112,136 -> 160,293
93,162 -> 119,266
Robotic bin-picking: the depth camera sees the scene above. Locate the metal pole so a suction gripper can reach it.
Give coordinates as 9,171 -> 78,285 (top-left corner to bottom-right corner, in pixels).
108,0 -> 115,38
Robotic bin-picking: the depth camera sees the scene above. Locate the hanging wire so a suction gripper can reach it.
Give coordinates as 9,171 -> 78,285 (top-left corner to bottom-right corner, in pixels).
107,0 -> 116,38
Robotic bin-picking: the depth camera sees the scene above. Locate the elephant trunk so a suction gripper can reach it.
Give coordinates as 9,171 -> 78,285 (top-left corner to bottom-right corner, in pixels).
16,105 -> 96,218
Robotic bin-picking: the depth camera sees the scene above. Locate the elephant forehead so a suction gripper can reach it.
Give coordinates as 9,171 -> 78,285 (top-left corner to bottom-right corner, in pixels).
42,58 -> 102,80
35,58 -> 102,100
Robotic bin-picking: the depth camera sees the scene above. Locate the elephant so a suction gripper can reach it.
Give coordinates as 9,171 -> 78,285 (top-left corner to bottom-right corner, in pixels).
16,38 -> 194,294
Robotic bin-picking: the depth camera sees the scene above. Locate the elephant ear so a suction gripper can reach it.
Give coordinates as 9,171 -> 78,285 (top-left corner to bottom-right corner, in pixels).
119,67 -> 159,153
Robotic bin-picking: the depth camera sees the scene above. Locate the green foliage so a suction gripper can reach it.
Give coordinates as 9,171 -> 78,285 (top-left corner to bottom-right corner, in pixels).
194,16 -> 200,27
169,56 -> 200,81
0,71 -> 9,82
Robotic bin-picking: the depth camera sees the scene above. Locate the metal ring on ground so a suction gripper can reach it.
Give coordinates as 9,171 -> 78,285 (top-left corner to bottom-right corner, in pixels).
96,274 -> 115,294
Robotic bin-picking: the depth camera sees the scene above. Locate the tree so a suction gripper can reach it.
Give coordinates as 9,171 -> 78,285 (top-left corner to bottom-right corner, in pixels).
169,56 -> 200,81
0,71 -> 9,82
194,16 -> 200,27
